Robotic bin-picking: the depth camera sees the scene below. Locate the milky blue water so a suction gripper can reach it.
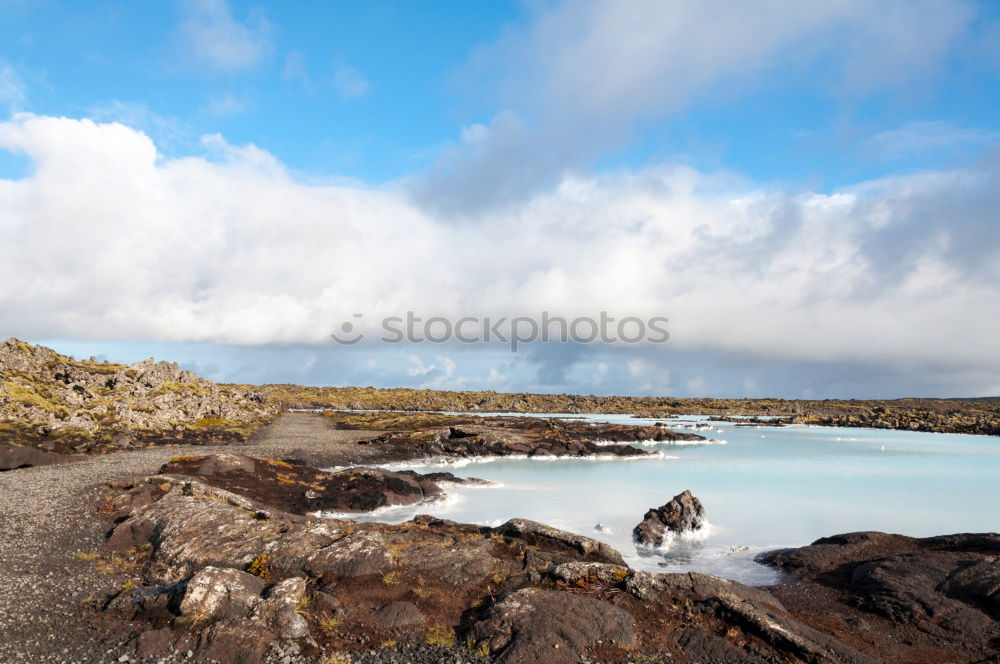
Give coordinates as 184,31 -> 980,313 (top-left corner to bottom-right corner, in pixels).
331,414 -> 1000,585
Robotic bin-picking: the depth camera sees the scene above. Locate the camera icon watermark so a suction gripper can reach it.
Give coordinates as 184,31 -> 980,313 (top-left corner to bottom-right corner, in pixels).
330,313 -> 365,345
331,311 -> 669,352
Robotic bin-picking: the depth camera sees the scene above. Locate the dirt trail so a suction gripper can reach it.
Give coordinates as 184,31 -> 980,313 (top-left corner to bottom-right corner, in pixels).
0,412 -> 376,663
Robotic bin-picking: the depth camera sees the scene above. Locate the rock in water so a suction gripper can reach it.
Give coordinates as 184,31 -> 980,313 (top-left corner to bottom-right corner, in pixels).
633,489 -> 706,546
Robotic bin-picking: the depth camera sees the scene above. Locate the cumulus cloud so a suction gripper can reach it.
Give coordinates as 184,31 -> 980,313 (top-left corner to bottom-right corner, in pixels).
418,0 -> 976,213
176,0 -> 273,71
1,114 -> 999,387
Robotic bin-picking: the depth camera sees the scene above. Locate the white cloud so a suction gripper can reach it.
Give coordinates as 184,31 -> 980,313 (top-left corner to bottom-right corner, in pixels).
176,0 -> 273,71
420,0 -> 976,212
406,354 -> 456,387
0,61 -> 27,113
332,65 -> 370,100
0,114 -> 998,382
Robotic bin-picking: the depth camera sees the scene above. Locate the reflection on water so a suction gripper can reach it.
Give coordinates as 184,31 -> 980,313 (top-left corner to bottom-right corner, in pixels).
325,413 -> 1000,586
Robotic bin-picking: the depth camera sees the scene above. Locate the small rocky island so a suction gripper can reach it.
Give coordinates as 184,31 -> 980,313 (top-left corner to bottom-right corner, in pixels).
633,490 -> 707,546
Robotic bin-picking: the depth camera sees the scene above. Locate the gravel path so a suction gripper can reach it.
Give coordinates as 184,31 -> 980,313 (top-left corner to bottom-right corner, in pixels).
0,413 -> 379,663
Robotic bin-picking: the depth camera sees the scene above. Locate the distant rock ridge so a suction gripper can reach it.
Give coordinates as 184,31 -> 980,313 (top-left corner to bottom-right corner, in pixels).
0,338 -> 276,455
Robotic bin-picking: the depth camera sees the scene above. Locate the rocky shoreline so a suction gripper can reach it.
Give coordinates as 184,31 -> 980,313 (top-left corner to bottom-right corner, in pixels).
83,444 -> 999,664
0,412 -> 997,663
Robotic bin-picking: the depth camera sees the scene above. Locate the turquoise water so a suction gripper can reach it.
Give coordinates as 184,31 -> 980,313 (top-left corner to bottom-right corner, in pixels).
334,414 -> 1000,585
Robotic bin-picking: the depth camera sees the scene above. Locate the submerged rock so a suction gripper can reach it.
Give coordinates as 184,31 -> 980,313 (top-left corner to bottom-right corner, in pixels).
633,489 -> 706,546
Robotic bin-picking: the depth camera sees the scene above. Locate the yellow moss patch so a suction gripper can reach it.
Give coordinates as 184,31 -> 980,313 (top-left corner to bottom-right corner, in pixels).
190,417 -> 228,428
611,566 -> 632,584
425,624 -> 457,648
247,554 -> 272,581
1,380 -> 68,415
72,551 -> 100,561
168,455 -> 203,464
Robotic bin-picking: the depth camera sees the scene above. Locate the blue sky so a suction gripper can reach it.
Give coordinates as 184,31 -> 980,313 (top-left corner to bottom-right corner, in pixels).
2,1 -> 1000,398
1,1 -> 524,181
5,1 -> 998,186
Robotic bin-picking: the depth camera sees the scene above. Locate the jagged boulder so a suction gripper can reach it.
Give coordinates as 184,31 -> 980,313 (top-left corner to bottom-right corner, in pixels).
253,576 -> 310,639
633,489 -> 706,546
179,567 -> 264,620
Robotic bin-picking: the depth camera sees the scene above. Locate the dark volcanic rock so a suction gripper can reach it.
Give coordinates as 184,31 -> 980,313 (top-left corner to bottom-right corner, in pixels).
492,518 -> 626,565
470,588 -> 637,664
158,454 -> 483,514
0,443 -> 71,470
97,474 -> 887,664
759,531 -> 1000,659
757,531 -> 912,575
373,601 -> 425,628
633,489 -> 706,546
354,418 -> 701,462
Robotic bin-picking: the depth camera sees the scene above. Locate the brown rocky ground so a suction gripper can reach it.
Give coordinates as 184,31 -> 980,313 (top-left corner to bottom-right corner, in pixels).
759,532 -> 1000,663
0,413 -> 374,664
94,466 -> 880,664
2,412 -> 997,664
